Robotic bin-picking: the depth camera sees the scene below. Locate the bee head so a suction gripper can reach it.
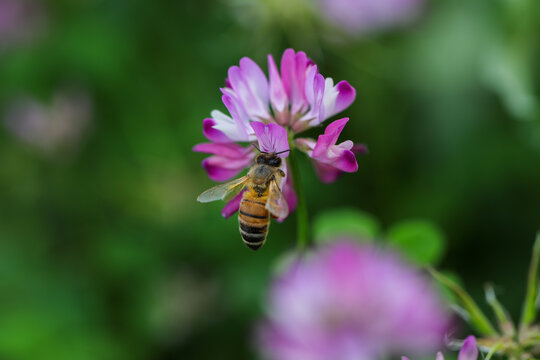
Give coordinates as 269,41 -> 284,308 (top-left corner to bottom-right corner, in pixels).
252,144 -> 289,167
255,153 -> 281,167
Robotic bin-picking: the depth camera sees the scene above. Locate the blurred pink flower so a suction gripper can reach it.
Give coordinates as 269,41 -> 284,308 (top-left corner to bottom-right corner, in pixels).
258,241 -> 449,360
194,49 -> 366,218
317,0 -> 424,35
0,0 -> 46,48
3,90 -> 92,155
402,335 -> 478,360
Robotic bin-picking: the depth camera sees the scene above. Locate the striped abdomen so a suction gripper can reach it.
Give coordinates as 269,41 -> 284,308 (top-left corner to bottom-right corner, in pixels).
238,189 -> 269,251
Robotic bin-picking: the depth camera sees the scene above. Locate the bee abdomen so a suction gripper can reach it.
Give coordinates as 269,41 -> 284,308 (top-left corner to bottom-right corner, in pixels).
238,197 -> 269,251
239,229 -> 267,251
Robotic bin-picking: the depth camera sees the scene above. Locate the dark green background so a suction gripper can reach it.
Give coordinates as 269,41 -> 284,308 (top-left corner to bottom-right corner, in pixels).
0,0 -> 539,359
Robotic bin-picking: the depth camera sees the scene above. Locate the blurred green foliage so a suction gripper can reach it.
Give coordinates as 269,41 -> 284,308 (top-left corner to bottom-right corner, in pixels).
313,208 -> 379,242
0,0 -> 539,359
387,219 -> 445,266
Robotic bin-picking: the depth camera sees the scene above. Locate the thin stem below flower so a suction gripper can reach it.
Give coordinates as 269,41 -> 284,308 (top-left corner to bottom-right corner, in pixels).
288,145 -> 309,251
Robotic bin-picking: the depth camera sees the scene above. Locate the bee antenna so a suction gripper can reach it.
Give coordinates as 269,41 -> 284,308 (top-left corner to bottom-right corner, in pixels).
275,149 -> 290,155
252,143 -> 268,154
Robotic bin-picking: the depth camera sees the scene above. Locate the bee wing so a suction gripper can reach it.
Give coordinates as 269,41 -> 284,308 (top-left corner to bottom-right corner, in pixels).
197,176 -> 248,203
266,179 -> 289,219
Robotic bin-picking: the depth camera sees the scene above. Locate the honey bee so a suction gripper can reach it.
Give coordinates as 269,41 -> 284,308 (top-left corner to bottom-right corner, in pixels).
197,150 -> 289,250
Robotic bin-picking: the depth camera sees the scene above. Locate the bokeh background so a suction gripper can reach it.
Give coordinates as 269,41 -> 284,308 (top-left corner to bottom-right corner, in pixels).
0,0 -> 539,359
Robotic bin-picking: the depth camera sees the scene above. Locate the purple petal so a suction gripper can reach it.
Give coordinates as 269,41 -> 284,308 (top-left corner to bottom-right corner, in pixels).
202,155 -> 253,182
208,107 -> 253,142
202,118 -> 230,143
303,65 -> 318,106
227,64 -> 268,121
352,143 -> 369,154
436,352 -> 445,360
312,118 -> 349,159
280,48 -> 296,99
239,57 -> 268,105
280,49 -> 309,115
333,149 -> 358,172
221,93 -> 251,139
319,79 -> 356,122
313,161 -> 343,183
332,81 -> 356,115
202,158 -> 242,182
278,175 -> 297,222
221,190 -> 244,218
251,122 -> 289,157
193,142 -> 248,157
284,179 -> 297,212
294,137 -> 315,154
195,142 -> 254,182
458,336 -> 478,360
222,92 -> 249,124
401,357 -> 410,360
268,54 -> 288,114
297,68 -> 326,131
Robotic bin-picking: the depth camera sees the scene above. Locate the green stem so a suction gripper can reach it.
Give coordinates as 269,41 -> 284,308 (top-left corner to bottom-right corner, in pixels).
484,343 -> 502,360
288,147 -> 309,251
520,232 -> 540,327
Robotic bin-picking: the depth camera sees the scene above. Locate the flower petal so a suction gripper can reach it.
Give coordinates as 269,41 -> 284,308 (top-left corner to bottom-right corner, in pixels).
296,68 -> 325,131
297,119 -> 360,183
436,352 -> 445,360
221,93 -> 255,141
227,59 -> 269,121
251,122 -> 289,157
282,174 -> 297,215
313,161 -> 343,183
333,81 -> 356,115
281,49 -> 309,115
321,80 -> 356,120
268,54 -> 288,114
208,109 -> 251,142
312,118 -> 349,159
458,336 -> 478,360
202,158 -> 241,182
192,142 -> 249,157
202,118 -> 230,143
239,57 -> 269,106
332,149 -> 358,173
353,143 -> 369,154
221,190 -> 245,218
201,156 -> 251,182
194,142 -> 254,182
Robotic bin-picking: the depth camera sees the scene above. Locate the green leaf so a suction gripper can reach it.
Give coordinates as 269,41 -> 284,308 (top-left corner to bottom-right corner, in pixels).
312,208 -> 379,244
386,220 -> 446,266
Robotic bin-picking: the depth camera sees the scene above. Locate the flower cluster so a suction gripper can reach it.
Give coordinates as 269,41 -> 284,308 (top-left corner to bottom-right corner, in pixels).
194,49 -> 366,218
257,240 -> 449,360
0,0 -> 46,48
3,89 -> 92,156
316,0 -> 425,35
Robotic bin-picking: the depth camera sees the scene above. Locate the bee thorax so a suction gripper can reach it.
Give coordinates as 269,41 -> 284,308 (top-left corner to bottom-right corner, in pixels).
251,165 -> 273,182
